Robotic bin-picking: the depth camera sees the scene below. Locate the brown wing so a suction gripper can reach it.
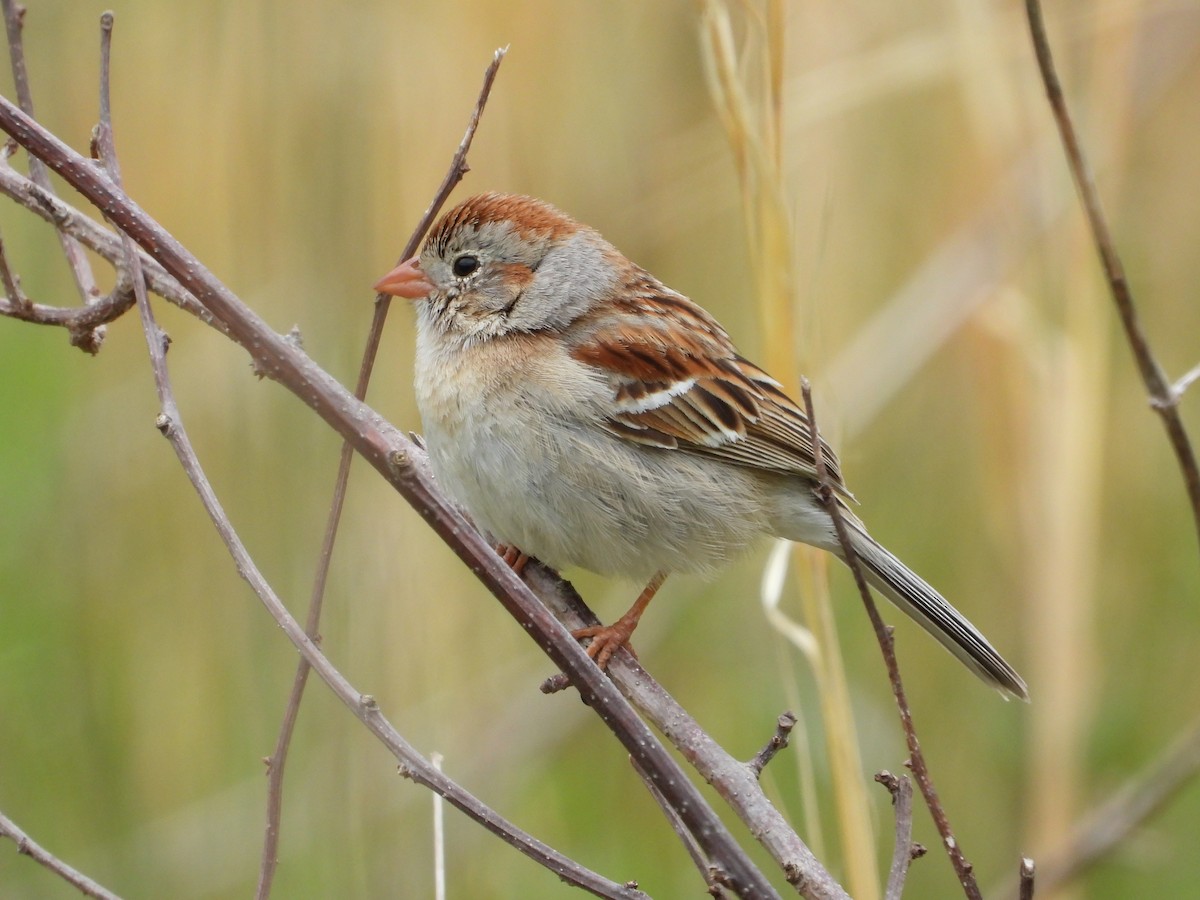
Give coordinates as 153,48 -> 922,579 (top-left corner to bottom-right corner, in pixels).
567,270 -> 850,495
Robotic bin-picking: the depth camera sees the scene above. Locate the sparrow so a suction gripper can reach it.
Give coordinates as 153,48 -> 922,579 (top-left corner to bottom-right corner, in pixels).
374,192 -> 1027,700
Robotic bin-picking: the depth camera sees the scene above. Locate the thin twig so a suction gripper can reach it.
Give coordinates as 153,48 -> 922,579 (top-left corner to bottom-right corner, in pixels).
83,20 -> 641,900
747,712 -> 797,780
0,227 -> 28,309
1024,0 -> 1200,555
1018,857 -> 1035,900
1021,10 -> 1200,894
0,161 -> 219,331
875,771 -> 921,900
0,809 -> 122,900
526,562 -> 848,900
630,755 -> 726,898
0,162 -> 137,338
256,47 -> 508,900
1,0 -> 103,351
0,85 -> 778,900
0,279 -> 135,331
800,379 -> 982,900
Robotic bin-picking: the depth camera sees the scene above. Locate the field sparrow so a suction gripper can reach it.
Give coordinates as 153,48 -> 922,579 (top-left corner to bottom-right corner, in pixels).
375,193 -> 1027,700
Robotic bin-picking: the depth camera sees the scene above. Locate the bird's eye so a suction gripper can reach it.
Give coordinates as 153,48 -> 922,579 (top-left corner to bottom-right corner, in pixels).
452,254 -> 479,278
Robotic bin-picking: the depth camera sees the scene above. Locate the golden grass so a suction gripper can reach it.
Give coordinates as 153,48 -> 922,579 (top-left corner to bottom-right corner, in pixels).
700,2 -> 879,896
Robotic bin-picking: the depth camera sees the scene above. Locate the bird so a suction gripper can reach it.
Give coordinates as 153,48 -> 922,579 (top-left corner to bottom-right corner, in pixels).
374,192 -> 1028,700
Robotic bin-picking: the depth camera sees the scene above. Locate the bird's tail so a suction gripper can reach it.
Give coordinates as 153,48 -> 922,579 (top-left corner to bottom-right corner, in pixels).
835,525 -> 1028,701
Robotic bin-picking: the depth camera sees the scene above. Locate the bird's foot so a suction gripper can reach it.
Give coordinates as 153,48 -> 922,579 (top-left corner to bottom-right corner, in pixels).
572,617 -> 640,669
494,544 -> 530,576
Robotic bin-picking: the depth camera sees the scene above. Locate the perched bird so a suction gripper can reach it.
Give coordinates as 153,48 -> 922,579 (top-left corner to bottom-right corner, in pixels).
375,192 -> 1027,700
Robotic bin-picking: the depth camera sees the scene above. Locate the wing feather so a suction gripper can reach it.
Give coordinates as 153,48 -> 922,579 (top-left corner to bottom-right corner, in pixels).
567,271 -> 850,495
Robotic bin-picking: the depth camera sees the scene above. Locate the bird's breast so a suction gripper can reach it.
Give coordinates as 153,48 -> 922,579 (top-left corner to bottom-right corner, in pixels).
411,330 -> 771,578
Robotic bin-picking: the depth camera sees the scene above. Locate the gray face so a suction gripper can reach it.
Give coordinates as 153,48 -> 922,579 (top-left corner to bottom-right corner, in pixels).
417,222 -> 618,343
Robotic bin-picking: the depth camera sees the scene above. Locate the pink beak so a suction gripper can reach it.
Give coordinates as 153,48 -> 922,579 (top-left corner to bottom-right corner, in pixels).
373,257 -> 435,299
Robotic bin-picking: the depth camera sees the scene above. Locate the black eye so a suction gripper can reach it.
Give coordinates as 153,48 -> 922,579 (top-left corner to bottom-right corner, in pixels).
452,254 -> 479,277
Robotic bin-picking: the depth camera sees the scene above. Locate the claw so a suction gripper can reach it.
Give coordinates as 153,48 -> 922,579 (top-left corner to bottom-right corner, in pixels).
572,621 -> 640,669
495,544 -> 530,575
570,570 -> 667,669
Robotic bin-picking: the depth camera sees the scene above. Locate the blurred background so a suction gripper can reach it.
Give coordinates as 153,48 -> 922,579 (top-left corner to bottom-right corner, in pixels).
2,0 -> 1199,896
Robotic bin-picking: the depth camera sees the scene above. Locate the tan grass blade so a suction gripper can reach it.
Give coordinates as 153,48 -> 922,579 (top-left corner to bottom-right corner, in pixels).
701,3 -> 880,896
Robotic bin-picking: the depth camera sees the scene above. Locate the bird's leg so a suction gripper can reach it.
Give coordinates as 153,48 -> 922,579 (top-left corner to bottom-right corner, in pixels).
495,543 -> 530,576
572,570 -> 668,669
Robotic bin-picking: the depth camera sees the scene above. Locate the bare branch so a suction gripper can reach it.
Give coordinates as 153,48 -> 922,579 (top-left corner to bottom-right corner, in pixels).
0,227 -> 27,309
2,0 -> 104,351
801,379 -> 982,899
747,712 -> 797,780
0,170 -> 137,338
526,562 -> 848,900
0,84 -> 779,900
1018,857 -> 1035,900
876,771 -> 922,900
1024,0 -> 1200,555
630,755 -> 727,898
0,161 -> 223,333
79,20 -> 644,900
0,276 -> 135,333
257,46 -> 508,900
0,809 -> 122,900
1018,10 -> 1200,893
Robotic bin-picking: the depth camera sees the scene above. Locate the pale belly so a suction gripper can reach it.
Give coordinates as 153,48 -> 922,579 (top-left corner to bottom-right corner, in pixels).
415,337 -> 776,580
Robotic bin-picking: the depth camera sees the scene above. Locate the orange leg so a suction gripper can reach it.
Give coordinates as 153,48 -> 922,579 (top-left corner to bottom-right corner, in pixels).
572,571 -> 668,669
495,543 -> 530,576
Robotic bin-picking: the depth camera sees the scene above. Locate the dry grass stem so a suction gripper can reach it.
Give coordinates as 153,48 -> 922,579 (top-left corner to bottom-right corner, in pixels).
700,4 -> 877,895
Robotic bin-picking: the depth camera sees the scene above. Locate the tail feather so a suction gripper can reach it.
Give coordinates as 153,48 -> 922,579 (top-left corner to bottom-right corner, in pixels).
840,528 -> 1028,701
